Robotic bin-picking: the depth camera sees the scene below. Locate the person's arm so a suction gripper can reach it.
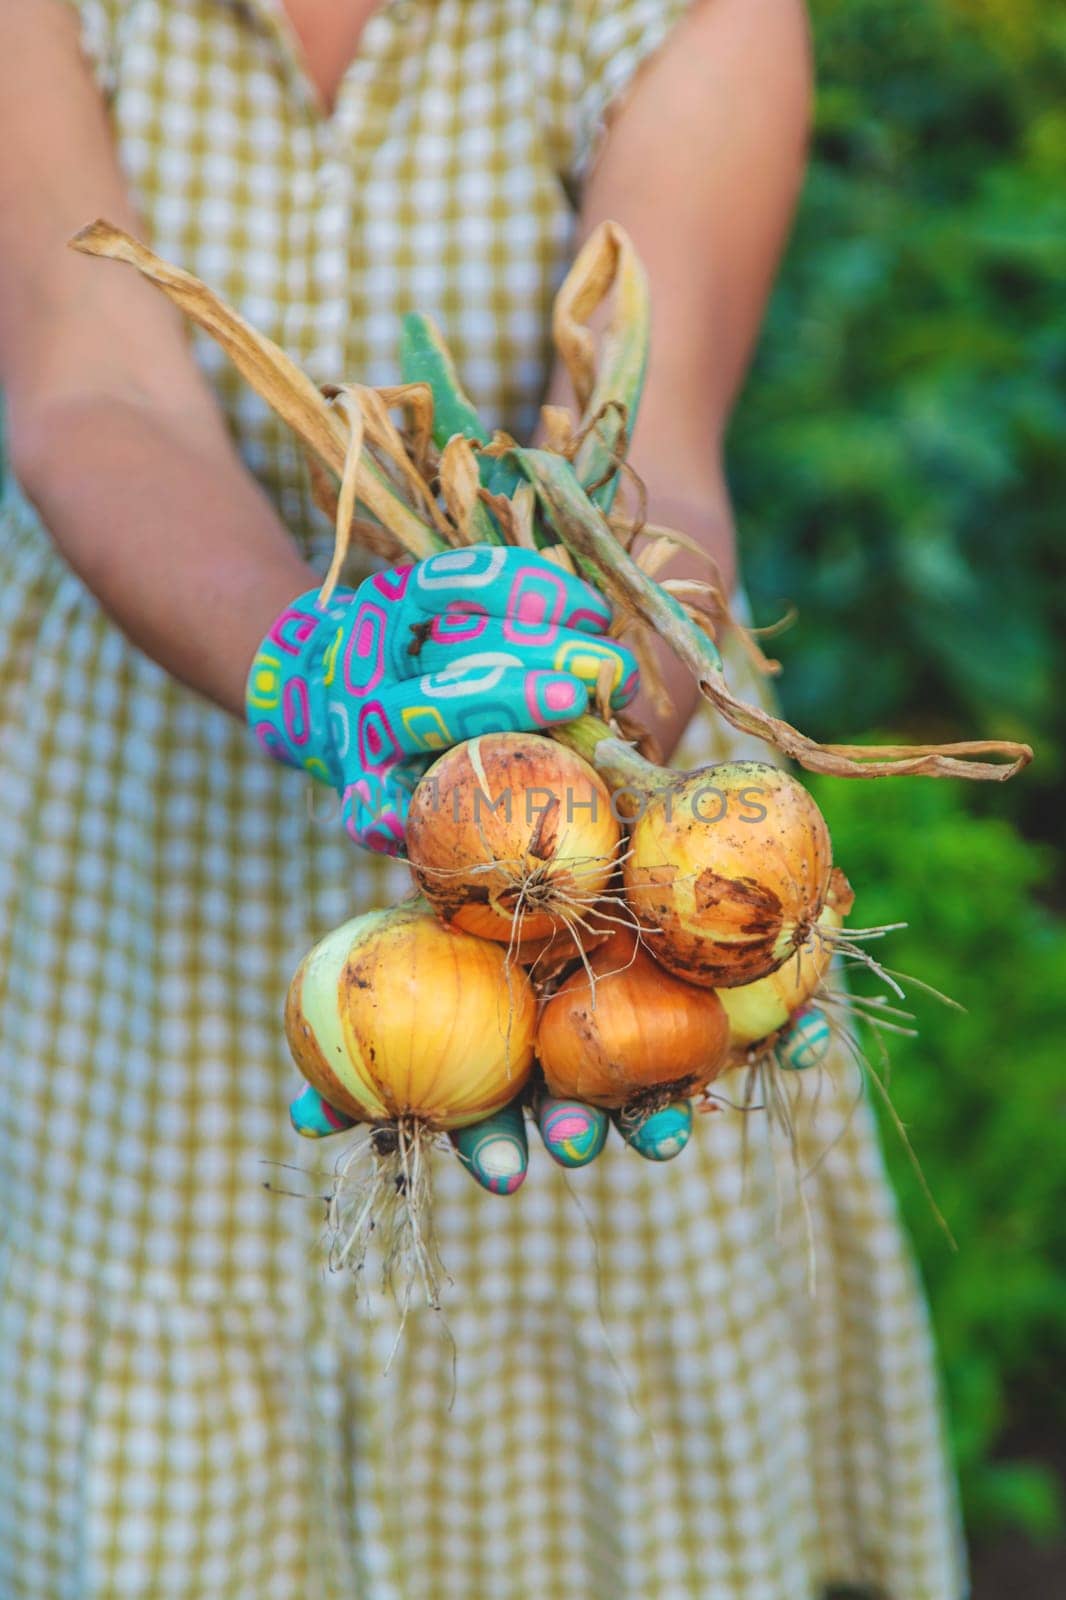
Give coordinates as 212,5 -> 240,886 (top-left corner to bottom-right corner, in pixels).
552,0 -> 814,754
0,0 -> 314,717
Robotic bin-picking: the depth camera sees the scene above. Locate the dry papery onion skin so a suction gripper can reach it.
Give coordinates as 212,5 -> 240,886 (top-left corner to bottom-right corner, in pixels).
284,901 -> 534,1130
623,762 -> 834,990
406,733 -> 622,943
536,928 -> 730,1112
717,868 -> 854,1049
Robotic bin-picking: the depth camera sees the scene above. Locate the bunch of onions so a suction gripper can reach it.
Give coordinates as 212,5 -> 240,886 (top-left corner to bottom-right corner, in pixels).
73,219 -> 1030,1326
285,900 -> 534,1305
406,732 -> 623,965
405,730 -> 842,1133
535,928 -> 730,1121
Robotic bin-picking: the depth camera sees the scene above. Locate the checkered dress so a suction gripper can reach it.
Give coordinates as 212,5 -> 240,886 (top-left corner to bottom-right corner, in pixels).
0,2 -> 966,1595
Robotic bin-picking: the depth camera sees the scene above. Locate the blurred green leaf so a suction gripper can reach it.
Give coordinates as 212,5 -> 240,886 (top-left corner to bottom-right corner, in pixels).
971,1463 -> 1064,1541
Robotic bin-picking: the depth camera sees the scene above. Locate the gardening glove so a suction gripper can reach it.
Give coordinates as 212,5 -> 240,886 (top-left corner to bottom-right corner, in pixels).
289,1084 -> 694,1191
246,545 -> 639,855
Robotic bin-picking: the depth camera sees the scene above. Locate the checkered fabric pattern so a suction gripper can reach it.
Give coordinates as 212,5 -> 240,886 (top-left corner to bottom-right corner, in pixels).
0,1 -> 966,1595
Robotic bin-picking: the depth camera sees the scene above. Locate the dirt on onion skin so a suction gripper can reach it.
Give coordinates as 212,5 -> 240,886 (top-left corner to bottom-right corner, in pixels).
620,1074 -> 701,1125
526,795 -> 561,861
642,907 -> 810,989
410,876 -> 491,927
694,869 -> 784,936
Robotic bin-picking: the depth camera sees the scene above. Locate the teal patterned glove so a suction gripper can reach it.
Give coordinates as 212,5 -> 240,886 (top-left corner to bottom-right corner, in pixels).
246,545 -> 639,854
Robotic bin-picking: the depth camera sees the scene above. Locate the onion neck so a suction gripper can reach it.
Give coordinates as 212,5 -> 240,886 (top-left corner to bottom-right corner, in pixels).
552,715 -> 674,813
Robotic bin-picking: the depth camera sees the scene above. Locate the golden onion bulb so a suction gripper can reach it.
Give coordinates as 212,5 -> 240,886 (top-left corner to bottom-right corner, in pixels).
623,762 -> 833,989
536,929 -> 730,1111
284,902 -> 534,1130
406,733 -> 622,943
717,868 -> 854,1047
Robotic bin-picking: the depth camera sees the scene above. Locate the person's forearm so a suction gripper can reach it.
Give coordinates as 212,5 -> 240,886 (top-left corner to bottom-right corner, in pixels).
13,393 -> 317,717
623,471 -> 736,758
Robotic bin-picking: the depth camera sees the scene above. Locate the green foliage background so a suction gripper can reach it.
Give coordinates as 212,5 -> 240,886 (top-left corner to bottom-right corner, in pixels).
730,0 -> 1066,1549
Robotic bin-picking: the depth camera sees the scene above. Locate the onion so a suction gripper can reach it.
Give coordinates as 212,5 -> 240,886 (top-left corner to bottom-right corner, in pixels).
717,869 -> 854,1048
407,732 -> 622,947
535,928 -> 729,1114
284,900 -> 536,1310
285,900 -> 534,1128
622,762 -> 833,989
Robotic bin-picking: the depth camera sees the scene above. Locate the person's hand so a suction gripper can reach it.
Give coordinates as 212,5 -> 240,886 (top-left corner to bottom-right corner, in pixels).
289,1083 -> 695,1192
246,545 -> 639,854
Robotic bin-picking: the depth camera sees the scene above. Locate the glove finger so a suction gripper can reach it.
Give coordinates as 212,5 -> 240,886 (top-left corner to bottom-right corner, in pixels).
290,1084 -> 359,1139
775,1004 -> 832,1072
339,757 -> 428,855
349,666 -> 590,770
613,1100 -> 693,1162
408,546 -> 613,636
535,1093 -> 610,1168
400,617 -> 640,709
449,1098 -> 529,1194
